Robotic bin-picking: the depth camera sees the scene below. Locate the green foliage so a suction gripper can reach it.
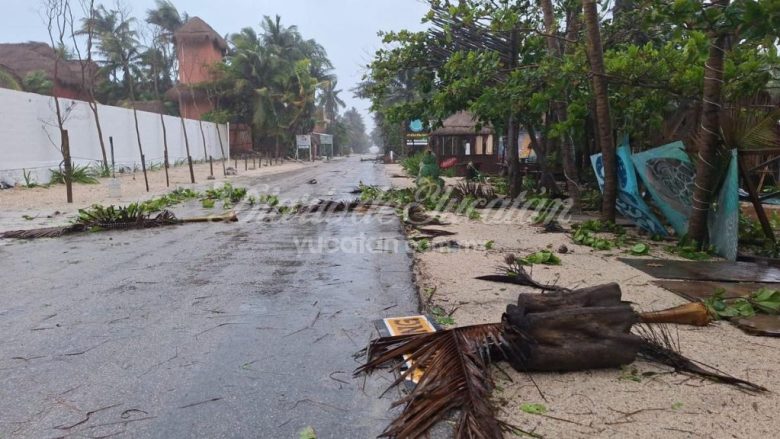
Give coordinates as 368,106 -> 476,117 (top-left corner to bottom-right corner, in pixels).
401,152 -> 424,177
201,199 -> 216,209
204,183 -> 247,204
485,240 -> 495,250
704,288 -> 780,320
298,426 -> 317,439
517,251 -> 561,266
630,243 -> 650,255
665,240 -> 713,261
22,169 -> 38,188
49,165 -> 99,185
77,203 -> 146,228
430,306 -> 455,326
520,403 -> 547,415
22,71 -> 53,95
571,220 -> 628,251
0,68 -> 21,91
139,188 -> 200,213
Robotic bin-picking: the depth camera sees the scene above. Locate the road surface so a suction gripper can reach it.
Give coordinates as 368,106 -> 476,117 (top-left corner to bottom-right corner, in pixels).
0,157 -> 420,438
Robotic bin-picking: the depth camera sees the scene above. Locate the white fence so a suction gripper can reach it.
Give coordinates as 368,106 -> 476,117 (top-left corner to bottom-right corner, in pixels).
0,88 -> 228,186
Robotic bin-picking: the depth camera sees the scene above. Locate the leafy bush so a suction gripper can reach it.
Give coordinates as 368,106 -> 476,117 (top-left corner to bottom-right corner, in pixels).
49,165 -> 99,185
400,152 -> 424,177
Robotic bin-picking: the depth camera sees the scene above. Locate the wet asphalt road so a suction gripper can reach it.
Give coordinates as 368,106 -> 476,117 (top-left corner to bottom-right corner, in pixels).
0,157 -> 420,438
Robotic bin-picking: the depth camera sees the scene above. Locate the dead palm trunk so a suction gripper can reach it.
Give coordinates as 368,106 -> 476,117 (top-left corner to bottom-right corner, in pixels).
583,0 -> 616,222
688,3 -> 730,245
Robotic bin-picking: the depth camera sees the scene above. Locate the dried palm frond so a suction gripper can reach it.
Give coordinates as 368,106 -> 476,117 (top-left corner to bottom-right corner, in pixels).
475,254 -> 570,292
355,323 -> 528,439
635,324 -> 767,392
453,180 -> 497,203
1,224 -> 84,239
410,227 -> 457,238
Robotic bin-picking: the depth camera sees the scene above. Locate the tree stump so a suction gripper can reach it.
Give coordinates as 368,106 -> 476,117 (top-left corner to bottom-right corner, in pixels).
502,283 -> 642,372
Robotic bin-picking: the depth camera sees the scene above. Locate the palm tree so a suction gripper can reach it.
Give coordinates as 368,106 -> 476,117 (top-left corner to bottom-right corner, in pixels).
318,79 -> 345,125
583,0 -> 616,222
145,0 -> 184,89
84,5 -> 141,103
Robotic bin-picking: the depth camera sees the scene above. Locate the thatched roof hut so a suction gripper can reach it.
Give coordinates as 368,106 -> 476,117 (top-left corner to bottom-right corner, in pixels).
174,17 -> 227,51
0,42 -> 91,88
431,111 -> 493,136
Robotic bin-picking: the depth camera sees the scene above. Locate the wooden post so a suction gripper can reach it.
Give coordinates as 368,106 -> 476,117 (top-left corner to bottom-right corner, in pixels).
209,155 -> 214,177
62,129 -> 73,203
244,156 -> 248,171
109,136 -> 115,178
140,153 -> 149,192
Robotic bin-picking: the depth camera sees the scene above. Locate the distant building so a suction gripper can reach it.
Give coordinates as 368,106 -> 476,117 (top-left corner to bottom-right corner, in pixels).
429,111 -> 499,175
168,17 -> 227,120
0,42 -> 96,100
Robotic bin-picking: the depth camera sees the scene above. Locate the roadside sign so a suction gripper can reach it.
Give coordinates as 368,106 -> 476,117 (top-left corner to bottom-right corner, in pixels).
296,135 -> 311,149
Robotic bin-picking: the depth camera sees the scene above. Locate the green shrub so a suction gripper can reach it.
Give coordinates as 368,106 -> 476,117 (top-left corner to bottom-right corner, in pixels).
49,165 -> 99,185
401,152 -> 425,177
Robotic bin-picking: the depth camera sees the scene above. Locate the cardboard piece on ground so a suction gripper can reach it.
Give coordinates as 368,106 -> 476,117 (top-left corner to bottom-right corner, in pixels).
374,315 -> 437,384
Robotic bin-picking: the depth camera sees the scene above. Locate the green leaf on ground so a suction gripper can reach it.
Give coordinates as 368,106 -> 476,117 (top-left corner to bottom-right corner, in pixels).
672,402 -> 684,410
630,243 -> 650,255
485,240 -> 495,250
520,403 -> 547,415
299,426 -> 317,439
519,250 -> 561,266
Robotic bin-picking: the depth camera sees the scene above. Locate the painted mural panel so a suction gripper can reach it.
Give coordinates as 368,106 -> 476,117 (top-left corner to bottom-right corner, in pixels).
708,150 -> 739,261
631,141 -> 694,236
590,145 -> 669,237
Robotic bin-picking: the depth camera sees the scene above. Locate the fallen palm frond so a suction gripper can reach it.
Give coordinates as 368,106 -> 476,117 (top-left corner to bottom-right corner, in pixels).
452,180 -> 497,203
634,324 -> 767,392
475,254 -> 570,292
355,323 -> 528,439
413,227 -> 457,237
1,205 -> 237,240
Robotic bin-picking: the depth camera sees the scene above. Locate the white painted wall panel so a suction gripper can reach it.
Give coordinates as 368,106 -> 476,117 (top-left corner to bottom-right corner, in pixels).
0,88 -> 228,185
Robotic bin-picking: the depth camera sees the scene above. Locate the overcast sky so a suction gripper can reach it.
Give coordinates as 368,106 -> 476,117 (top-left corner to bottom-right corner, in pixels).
0,0 -> 431,133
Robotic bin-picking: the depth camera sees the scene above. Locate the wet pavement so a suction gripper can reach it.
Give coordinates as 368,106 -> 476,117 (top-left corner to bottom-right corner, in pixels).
0,157 -> 420,438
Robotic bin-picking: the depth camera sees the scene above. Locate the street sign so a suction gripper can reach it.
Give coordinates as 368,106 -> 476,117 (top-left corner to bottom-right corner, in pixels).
296,135 -> 311,149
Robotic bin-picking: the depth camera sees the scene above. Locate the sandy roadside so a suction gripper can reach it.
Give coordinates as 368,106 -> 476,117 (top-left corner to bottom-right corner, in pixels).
0,159 -> 308,233
383,163 -> 780,439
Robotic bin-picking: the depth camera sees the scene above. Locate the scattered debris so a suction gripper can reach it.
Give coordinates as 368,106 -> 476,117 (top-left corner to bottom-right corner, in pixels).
357,264 -> 765,439
308,178 -> 318,184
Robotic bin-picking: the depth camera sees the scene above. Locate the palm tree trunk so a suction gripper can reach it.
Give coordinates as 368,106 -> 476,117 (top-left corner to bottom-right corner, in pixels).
507,29 -> 523,198
583,0 -> 616,222
541,0 -> 581,209
688,9 -> 730,245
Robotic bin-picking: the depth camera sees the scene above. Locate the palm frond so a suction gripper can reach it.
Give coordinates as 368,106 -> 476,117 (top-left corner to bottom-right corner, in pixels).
475,254 -> 570,292
635,324 -> 767,393
355,323 -> 528,439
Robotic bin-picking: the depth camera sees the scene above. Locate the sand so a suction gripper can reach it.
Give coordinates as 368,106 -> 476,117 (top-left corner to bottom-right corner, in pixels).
0,159 -> 306,233
383,163 -> 780,439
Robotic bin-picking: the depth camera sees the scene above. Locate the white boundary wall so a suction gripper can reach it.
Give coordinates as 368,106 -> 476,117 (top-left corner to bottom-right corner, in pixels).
0,88 -> 229,185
